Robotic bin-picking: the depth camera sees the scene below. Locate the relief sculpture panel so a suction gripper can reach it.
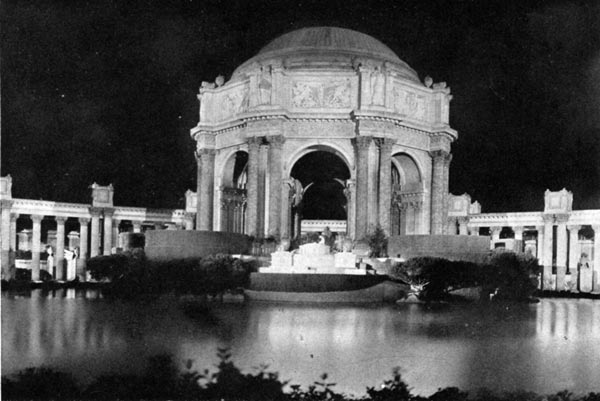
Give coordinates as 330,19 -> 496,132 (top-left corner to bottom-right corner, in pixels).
210,84 -> 249,123
392,84 -> 430,123
291,78 -> 352,109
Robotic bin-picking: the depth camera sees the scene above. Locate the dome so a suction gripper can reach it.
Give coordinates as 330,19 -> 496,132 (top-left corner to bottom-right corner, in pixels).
232,27 -> 420,83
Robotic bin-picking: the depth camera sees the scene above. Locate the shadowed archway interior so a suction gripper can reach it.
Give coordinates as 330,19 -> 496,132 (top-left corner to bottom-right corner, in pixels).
290,151 -> 350,220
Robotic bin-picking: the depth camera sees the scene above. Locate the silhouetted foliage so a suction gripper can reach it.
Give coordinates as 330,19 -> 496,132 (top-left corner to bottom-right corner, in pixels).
389,251 -> 541,302
87,251 -> 257,299
2,351 -> 598,400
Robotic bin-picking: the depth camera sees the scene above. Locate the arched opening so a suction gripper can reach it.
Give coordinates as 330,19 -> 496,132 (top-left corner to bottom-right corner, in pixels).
289,150 -> 351,237
220,151 -> 248,233
391,153 -> 423,236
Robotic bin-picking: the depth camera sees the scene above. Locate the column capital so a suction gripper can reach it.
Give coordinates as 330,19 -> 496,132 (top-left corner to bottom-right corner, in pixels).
429,149 -> 451,161
184,212 -> 195,221
79,217 -> 91,225
195,148 -> 216,161
555,213 -> 570,224
374,137 -> 394,151
247,136 -> 264,147
490,226 -> 502,235
567,224 -> 581,232
10,213 -> 19,222
0,199 -> 14,209
535,225 -> 544,231
512,225 -> 524,233
267,135 -> 285,148
55,216 -> 68,224
542,214 -> 555,224
89,207 -> 103,217
103,207 -> 115,217
353,136 -> 372,150
31,214 -> 43,224
469,225 -> 479,234
457,216 -> 469,225
592,224 -> 600,232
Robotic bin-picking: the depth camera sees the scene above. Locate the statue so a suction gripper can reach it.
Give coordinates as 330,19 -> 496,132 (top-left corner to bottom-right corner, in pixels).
198,81 -> 215,122
258,65 -> 272,104
370,67 -> 385,105
46,246 -> 54,276
64,248 -> 78,281
288,178 -> 314,208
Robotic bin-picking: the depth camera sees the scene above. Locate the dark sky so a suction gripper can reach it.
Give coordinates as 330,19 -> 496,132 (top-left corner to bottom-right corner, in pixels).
2,0 -> 599,212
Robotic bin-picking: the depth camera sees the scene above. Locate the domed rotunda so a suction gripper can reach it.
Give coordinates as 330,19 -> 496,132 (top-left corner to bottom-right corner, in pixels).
191,27 -> 456,243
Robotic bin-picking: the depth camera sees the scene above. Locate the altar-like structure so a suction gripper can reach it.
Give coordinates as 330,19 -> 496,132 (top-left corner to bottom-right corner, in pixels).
259,242 -> 366,275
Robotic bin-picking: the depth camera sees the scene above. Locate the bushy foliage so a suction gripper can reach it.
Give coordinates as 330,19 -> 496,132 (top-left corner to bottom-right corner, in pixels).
2,353 -> 599,401
390,257 -> 481,300
484,250 -> 541,301
87,251 -> 257,299
389,252 -> 541,302
367,226 -> 388,257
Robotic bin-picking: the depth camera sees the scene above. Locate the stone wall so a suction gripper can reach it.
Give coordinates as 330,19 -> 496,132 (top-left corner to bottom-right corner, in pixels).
144,231 -> 251,261
388,235 -> 490,263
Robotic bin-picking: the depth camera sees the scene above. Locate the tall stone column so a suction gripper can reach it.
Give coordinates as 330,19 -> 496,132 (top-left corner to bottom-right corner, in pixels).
555,216 -> 568,290
31,214 -> 43,281
490,227 -> 501,250
90,208 -> 101,258
78,218 -> 89,281
10,213 -> 18,252
0,200 -> 13,279
441,153 -> 452,234
593,225 -> 600,291
257,143 -> 269,238
280,180 -> 292,241
103,208 -> 114,255
536,225 -> 544,264
542,216 -> 554,290
345,179 -> 355,239
354,136 -> 372,240
55,216 -> 67,281
377,138 -> 393,235
399,204 -> 407,235
112,219 -> 121,250
195,148 -> 216,231
567,225 -> 580,272
430,150 -> 449,235
245,137 -> 261,237
268,136 -> 284,238
458,217 -> 469,235
513,226 -> 524,252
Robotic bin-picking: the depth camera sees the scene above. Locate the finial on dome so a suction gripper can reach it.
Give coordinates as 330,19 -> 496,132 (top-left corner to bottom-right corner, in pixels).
424,76 -> 433,88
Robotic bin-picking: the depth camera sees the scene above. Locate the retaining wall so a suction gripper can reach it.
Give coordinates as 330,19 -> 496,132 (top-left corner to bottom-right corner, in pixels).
144,231 -> 251,261
388,235 -> 490,263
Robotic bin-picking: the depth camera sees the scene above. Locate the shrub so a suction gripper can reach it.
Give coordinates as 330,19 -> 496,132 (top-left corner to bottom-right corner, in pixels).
367,226 -> 388,257
484,250 -> 541,301
389,257 -> 482,300
87,252 -> 257,299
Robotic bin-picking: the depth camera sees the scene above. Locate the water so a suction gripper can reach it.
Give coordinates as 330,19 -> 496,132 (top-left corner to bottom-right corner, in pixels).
2,289 -> 599,397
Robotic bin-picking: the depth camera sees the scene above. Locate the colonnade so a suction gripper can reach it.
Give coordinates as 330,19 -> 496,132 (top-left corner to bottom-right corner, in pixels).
462,219 -> 600,292
0,177 -> 195,281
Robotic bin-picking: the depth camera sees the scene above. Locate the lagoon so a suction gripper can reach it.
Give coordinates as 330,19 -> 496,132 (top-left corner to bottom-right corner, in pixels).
2,289 -> 599,397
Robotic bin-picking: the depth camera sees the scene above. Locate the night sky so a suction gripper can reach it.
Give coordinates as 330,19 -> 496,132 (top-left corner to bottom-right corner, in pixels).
2,0 -> 599,212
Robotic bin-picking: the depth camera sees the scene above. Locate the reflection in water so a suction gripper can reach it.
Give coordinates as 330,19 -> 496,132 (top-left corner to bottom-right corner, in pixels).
2,291 -> 599,397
